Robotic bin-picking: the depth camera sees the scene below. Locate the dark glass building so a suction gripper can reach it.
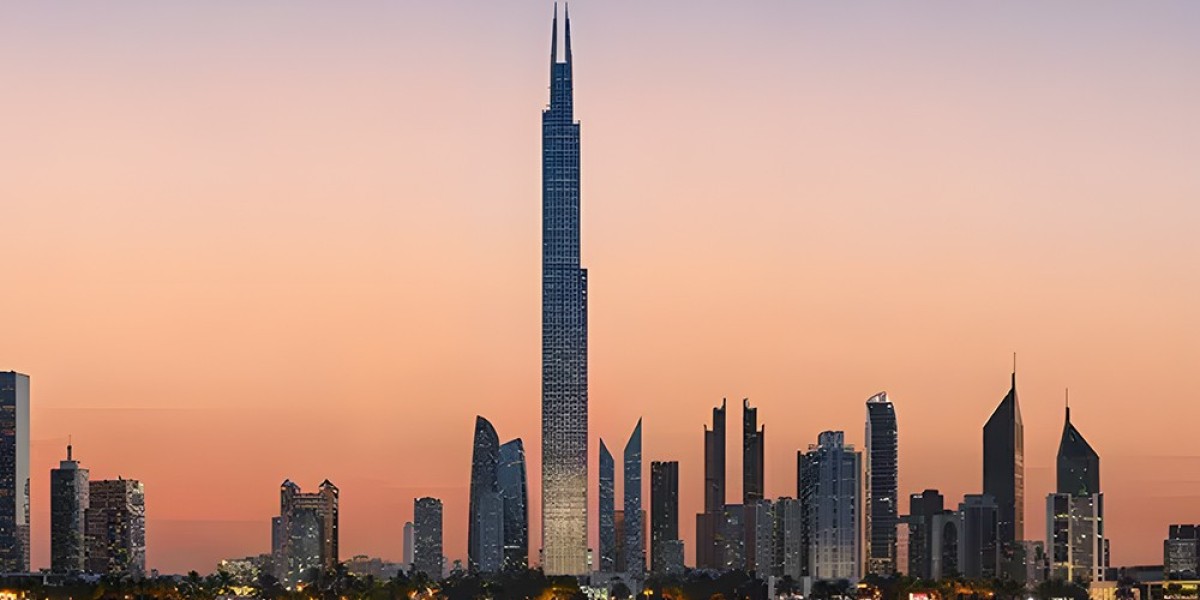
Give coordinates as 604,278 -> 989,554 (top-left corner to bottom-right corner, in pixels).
866,391 -> 899,576
743,399 -> 764,504
1047,401 -> 1105,583
278,480 -> 338,584
959,494 -> 1000,580
540,5 -> 589,576
1057,404 -> 1100,497
983,370 -> 1024,578
413,497 -> 444,579
623,419 -> 644,574
696,399 -> 727,569
0,371 -> 30,572
468,416 -> 502,573
498,438 -> 528,571
50,444 -> 89,574
650,461 -> 679,574
85,478 -> 146,577
598,439 -> 616,572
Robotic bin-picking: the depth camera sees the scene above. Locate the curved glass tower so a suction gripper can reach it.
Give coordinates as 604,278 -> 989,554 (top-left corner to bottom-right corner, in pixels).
598,439 -> 616,572
498,438 -> 529,571
541,4 -> 589,575
469,416 -> 502,573
624,419 -> 644,575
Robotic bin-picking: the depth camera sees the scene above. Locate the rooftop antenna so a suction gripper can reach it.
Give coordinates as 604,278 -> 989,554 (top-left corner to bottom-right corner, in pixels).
67,435 -> 72,461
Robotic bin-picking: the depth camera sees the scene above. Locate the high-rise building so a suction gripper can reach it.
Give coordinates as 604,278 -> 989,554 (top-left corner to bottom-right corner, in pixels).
498,438 -> 529,571
865,391 -> 899,576
902,489 -> 945,580
929,510 -> 963,581
403,522 -> 414,569
469,416 -> 503,573
0,371 -> 30,572
624,419 -> 644,575
599,439 -> 616,572
743,399 -> 764,504
983,370 -> 1024,579
540,4 -> 589,576
696,400 -> 727,570
650,461 -> 680,574
1165,525 -> 1200,580
614,509 -> 627,572
752,500 -> 775,576
413,497 -> 444,579
959,494 -> 1000,580
798,431 -> 862,581
772,497 -> 804,580
278,480 -> 338,584
50,443 -> 89,574
720,504 -> 746,571
85,478 -> 146,577
271,516 -> 285,577
1047,401 -> 1106,584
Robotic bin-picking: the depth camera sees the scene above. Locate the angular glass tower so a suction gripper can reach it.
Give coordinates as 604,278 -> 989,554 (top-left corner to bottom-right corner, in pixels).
865,391 -> 899,576
743,399 -> 764,504
1057,403 -> 1100,496
598,439 -> 616,572
540,4 -> 589,576
624,419 -> 644,575
469,416 -> 503,573
498,438 -> 529,571
696,399 -> 727,569
983,370 -> 1024,577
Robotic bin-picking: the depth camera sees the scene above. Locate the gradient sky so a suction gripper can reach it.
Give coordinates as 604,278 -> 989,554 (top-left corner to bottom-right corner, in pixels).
2,1 -> 1199,575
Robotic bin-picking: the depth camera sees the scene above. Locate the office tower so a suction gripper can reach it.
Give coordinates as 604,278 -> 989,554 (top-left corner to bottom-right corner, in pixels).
773,497 -> 804,580
469,416 -> 503,573
414,497 -> 444,579
959,494 -> 1000,580
696,400 -> 727,569
271,516 -> 285,577
650,461 -> 680,574
278,480 -> 338,584
1165,525 -> 1200,580
0,372 -> 30,572
50,443 -> 89,574
865,391 -> 899,576
614,509 -> 627,572
623,419 -> 644,575
902,489 -> 945,580
1047,401 -> 1106,584
743,399 -> 764,504
85,478 -> 146,577
752,500 -> 775,576
599,440 -> 616,572
498,438 -> 529,570
403,522 -> 414,569
983,370 -> 1024,579
720,504 -> 746,571
540,4 -> 589,576
798,431 -> 862,581
929,510 -> 963,581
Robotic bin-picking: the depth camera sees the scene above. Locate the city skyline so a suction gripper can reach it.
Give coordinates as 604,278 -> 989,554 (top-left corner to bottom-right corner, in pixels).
2,1 -> 1199,576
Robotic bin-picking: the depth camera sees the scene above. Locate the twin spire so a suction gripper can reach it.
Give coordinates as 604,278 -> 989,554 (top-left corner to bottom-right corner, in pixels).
550,3 -> 573,67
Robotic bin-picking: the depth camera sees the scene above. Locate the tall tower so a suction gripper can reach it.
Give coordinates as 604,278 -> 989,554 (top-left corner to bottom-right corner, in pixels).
0,371 -> 30,572
498,438 -> 529,571
696,399 -> 727,569
469,416 -> 503,573
598,439 -> 616,572
650,461 -> 680,574
51,443 -> 89,574
413,497 -> 444,579
85,478 -> 146,577
624,419 -> 644,575
743,399 -> 764,504
540,4 -> 589,576
865,391 -> 899,576
1047,396 -> 1105,583
983,369 -> 1025,578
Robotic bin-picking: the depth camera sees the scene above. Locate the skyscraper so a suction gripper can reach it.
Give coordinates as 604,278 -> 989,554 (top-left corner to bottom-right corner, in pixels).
866,391 -> 899,576
278,479 -> 339,584
902,489 -> 946,580
983,369 -> 1024,578
414,497 -> 444,579
772,497 -> 804,580
959,494 -> 1000,580
403,521 -> 414,569
1046,399 -> 1105,584
798,431 -> 862,581
0,371 -> 30,572
469,416 -> 503,573
50,443 -> 89,574
743,399 -> 764,504
650,461 -> 679,574
1057,400 -> 1100,497
498,438 -> 529,571
696,399 -> 727,569
540,5 -> 589,576
598,439 -> 616,572
624,419 -> 644,575
85,478 -> 146,577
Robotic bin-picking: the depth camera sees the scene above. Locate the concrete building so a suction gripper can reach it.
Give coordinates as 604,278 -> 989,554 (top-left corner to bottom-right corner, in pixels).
85,478 -> 146,577
799,431 -> 862,582
414,497 -> 444,579
50,444 -> 89,574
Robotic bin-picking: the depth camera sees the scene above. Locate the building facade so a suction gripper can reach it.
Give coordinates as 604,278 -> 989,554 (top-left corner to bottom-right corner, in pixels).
983,370 -> 1024,579
959,494 -> 1000,580
278,480 -> 338,584
85,478 -> 146,577
469,416 -> 503,573
540,5 -> 590,576
866,391 -> 899,576
696,400 -> 727,570
50,444 -> 89,574
650,461 -> 679,574
799,431 -> 862,582
773,497 -> 804,580
0,371 -> 30,572
1166,525 -> 1200,580
413,497 -> 444,579
599,440 -> 616,572
743,399 -> 764,504
623,419 -> 644,575
402,521 -> 414,569
498,438 -> 528,571
1047,403 -> 1106,584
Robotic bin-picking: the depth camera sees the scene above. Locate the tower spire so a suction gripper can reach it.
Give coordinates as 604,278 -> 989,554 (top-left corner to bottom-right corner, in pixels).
564,4 -> 573,67
550,3 -> 559,67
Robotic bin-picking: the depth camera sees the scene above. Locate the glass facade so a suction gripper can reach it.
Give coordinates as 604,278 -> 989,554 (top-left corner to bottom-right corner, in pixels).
598,440 -> 616,572
866,391 -> 899,576
498,438 -> 529,571
983,371 -> 1024,578
0,371 -> 30,573
85,478 -> 146,577
413,497 -> 444,579
623,419 -> 644,575
50,444 -> 89,574
469,416 -> 502,573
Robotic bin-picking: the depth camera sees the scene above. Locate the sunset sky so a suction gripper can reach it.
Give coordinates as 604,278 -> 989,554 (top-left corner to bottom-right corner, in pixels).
2,1 -> 1199,575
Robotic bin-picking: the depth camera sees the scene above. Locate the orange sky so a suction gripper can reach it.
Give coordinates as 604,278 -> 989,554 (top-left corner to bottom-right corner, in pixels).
1,1 -> 1198,575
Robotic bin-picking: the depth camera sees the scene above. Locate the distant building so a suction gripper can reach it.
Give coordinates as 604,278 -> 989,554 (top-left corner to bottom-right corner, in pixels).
865,392 -> 899,576
743,399 -> 765,504
469,416 -> 503,573
413,497 -> 443,579
1166,525 -> 1200,580
959,494 -> 1000,580
623,419 -> 644,575
696,400 -> 727,570
902,489 -> 945,580
0,371 -> 30,572
772,497 -> 804,580
271,516 -> 285,577
403,521 -> 414,569
752,500 -> 774,576
345,555 -> 404,580
983,370 -> 1024,580
85,478 -> 146,577
50,444 -> 89,574
1047,402 -> 1106,584
599,440 -> 616,572
278,480 -> 338,585
614,509 -> 627,572
650,461 -> 679,574
721,504 -> 746,571
498,438 -> 529,570
799,431 -> 862,581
